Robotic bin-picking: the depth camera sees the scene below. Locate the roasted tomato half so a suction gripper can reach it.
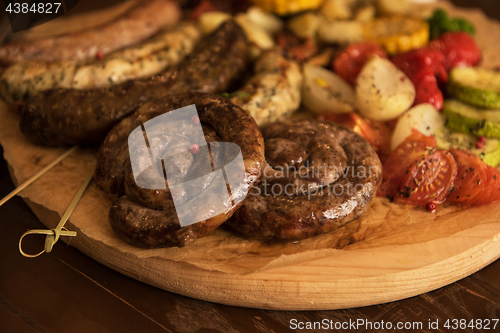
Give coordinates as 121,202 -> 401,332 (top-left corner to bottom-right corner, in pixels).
428,32 -> 482,70
448,149 -> 500,206
378,131 -> 457,205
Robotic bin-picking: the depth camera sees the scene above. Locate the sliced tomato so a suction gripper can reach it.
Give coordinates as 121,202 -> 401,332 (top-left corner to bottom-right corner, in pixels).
448,149 -> 500,206
319,112 -> 392,162
478,167 -> 500,205
378,131 -> 457,205
378,131 -> 435,201
428,32 -> 482,70
396,149 -> 457,204
333,41 -> 387,86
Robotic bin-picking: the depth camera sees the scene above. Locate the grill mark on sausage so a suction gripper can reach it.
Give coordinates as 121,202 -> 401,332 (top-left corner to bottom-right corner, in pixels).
19,20 -> 248,147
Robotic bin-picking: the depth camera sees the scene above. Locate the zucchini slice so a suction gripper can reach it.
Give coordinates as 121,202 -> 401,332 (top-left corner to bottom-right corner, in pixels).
448,67 -> 500,109
443,99 -> 500,138
435,127 -> 500,167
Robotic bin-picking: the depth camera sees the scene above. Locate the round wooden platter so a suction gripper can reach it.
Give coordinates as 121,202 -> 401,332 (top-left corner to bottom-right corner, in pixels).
2,1 -> 500,311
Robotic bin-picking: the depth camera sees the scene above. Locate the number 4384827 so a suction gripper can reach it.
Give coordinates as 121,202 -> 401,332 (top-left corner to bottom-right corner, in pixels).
444,319 -> 498,330
6,3 -> 61,14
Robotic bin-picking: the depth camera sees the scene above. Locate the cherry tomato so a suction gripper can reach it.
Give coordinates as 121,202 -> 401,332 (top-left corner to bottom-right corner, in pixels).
378,131 -> 457,205
391,48 -> 448,84
319,112 -> 392,162
412,73 -> 444,110
391,48 -> 447,109
428,32 -> 482,70
448,149 -> 500,206
333,41 -> 388,86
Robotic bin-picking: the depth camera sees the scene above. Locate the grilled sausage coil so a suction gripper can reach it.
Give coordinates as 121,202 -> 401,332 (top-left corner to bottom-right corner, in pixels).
20,20 -> 248,147
226,119 -> 383,240
0,0 -> 181,65
95,92 -> 265,248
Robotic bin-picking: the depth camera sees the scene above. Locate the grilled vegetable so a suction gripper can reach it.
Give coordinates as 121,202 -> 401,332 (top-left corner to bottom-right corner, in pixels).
251,0 -> 323,16
364,16 -> 429,55
443,99 -> 500,139
376,0 -> 409,15
391,103 -> 445,150
287,12 -> 321,39
302,63 -> 356,115
435,128 -> 500,167
320,0 -> 352,20
318,19 -> 364,44
245,6 -> 283,35
198,11 -> 232,34
428,32 -> 481,70
356,56 -> 415,121
448,67 -> 500,109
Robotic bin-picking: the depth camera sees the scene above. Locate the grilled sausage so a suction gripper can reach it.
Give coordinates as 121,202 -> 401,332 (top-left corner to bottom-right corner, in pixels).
95,92 -> 265,248
0,22 -> 201,103
20,20 -> 248,146
229,48 -> 303,127
0,0 -> 181,65
226,119 -> 383,240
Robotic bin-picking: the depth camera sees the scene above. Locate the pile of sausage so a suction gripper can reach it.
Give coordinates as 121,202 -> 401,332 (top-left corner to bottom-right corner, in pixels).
0,0 -> 382,247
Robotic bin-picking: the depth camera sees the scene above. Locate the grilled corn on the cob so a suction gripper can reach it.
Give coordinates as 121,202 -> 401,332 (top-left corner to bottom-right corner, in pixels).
364,16 -> 429,55
251,0 -> 323,16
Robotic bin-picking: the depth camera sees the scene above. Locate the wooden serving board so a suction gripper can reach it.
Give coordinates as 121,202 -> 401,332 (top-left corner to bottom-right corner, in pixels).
2,1 -> 500,311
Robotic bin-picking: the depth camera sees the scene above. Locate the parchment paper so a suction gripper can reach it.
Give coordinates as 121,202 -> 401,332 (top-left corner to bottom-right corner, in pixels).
1,1 -> 500,275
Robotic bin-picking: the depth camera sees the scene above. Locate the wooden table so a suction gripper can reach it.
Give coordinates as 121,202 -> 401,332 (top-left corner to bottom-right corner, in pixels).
1,1 -> 500,332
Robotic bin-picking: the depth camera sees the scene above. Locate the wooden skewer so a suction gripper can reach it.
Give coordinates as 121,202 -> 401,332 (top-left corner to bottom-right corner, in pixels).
19,164 -> 96,258
0,146 -> 77,207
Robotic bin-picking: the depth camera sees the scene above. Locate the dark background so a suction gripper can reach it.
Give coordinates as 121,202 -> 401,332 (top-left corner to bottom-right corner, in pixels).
1,1 -> 500,332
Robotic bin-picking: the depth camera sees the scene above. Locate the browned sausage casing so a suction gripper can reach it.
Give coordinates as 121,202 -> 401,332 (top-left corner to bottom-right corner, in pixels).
95,92 -> 265,248
0,0 -> 181,65
20,20 -> 248,146
226,119 -> 383,240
